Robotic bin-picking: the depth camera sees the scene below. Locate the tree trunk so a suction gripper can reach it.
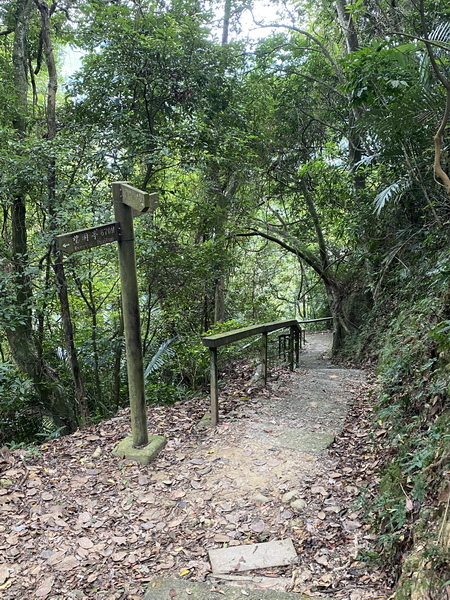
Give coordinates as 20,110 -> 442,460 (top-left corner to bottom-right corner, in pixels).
112,301 -> 124,409
335,0 -> 359,54
222,0 -> 231,45
35,0 -> 89,423
4,0 -> 77,434
214,274 -> 226,323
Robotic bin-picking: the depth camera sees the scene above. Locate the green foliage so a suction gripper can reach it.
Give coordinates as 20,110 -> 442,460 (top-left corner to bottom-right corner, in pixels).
146,381 -> 186,405
170,319 -> 254,389
349,238 -> 450,575
0,362 -> 40,445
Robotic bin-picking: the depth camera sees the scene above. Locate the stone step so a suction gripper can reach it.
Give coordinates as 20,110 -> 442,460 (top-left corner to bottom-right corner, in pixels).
142,577 -> 314,599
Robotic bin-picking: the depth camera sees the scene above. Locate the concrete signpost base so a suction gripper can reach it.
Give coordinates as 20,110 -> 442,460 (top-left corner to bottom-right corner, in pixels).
112,435 -> 166,465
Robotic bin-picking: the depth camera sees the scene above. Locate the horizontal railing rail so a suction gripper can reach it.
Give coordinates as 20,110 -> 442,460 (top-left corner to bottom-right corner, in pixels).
202,317 -> 333,426
202,319 -> 300,349
202,320 -> 303,426
298,317 -> 333,324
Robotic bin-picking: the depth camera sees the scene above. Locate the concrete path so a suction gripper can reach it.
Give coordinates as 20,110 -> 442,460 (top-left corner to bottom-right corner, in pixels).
188,333 -> 365,499
142,332 -> 368,599
143,577 -> 309,599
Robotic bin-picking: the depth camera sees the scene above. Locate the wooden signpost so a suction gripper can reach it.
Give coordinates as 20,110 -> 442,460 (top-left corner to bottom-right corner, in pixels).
56,222 -> 120,254
55,183 -> 161,459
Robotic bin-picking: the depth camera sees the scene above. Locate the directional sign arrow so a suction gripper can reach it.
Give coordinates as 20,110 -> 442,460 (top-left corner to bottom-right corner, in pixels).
55,222 -> 120,255
119,182 -> 158,214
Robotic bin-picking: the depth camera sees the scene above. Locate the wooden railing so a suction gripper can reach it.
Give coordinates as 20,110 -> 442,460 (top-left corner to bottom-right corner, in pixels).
202,320 -> 296,426
202,317 -> 333,426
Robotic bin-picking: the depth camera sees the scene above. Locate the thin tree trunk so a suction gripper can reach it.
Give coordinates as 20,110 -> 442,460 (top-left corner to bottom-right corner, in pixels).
112,301 -> 124,409
335,0 -> 359,54
5,0 -> 77,434
222,0 -> 231,45
35,0 -> 89,423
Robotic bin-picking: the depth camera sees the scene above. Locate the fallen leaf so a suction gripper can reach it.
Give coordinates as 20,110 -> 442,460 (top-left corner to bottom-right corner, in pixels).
91,446 -> 102,458
315,553 -> 330,567
112,536 -> 127,545
250,519 -> 265,533
47,551 -> 67,565
111,551 -> 127,562
342,519 -> 362,532
0,565 -> 9,585
78,537 -> 94,549
0,579 -> 12,591
35,576 -> 55,598
54,556 -> 79,571
214,534 -> 231,543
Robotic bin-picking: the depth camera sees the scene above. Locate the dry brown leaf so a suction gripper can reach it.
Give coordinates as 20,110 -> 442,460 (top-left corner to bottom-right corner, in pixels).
0,564 -> 9,585
213,534 -> 231,543
54,556 -> 80,571
46,551 -> 67,566
78,537 -> 94,549
111,551 -> 127,562
35,576 -> 55,598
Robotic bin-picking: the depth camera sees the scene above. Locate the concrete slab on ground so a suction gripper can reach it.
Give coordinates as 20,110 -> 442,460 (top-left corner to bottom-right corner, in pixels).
208,538 -> 297,574
209,573 -> 292,592
142,577 -> 311,599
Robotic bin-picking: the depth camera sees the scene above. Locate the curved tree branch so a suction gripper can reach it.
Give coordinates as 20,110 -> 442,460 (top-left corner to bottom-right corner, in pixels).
250,11 -> 343,83
236,227 -> 328,282
433,88 -> 450,196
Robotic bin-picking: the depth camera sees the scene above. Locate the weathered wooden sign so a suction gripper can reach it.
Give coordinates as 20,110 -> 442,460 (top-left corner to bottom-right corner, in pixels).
120,182 -> 158,214
55,222 -> 120,255
56,182 -> 158,453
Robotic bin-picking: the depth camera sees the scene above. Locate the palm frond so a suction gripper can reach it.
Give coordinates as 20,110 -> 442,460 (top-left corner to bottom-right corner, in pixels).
352,153 -> 379,170
429,22 -> 450,44
374,176 -> 411,215
144,336 -> 180,379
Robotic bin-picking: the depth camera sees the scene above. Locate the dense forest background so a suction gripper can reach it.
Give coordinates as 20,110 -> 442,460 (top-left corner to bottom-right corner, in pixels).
1,0 -> 450,595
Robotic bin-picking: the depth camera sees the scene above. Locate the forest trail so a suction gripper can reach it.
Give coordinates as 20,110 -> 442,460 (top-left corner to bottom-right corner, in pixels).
0,333 -> 390,600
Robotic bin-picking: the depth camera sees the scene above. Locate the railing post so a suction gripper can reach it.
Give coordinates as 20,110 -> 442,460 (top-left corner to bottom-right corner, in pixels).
289,326 -> 295,371
210,347 -> 219,426
294,328 -> 300,366
261,331 -> 268,384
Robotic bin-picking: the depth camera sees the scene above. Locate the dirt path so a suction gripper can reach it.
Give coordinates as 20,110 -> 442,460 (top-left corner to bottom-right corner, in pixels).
0,333 -> 390,600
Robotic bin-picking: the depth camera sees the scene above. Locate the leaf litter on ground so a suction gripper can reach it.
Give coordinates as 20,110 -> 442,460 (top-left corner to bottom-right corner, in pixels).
0,346 -> 391,600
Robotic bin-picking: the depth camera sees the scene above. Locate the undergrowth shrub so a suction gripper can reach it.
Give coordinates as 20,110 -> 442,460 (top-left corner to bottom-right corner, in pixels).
0,362 -> 41,445
346,244 -> 450,592
171,319 -> 253,389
